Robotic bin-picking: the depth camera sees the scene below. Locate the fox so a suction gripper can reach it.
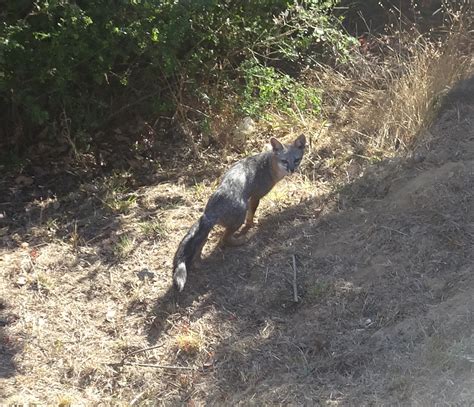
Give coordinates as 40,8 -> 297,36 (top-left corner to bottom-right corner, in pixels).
173,134 -> 306,292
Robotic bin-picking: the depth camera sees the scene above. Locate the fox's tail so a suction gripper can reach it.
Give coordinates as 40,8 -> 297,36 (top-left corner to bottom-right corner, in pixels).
173,214 -> 215,292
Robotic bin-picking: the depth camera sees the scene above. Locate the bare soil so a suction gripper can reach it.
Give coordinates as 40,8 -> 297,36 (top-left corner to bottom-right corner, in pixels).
1,76 -> 473,405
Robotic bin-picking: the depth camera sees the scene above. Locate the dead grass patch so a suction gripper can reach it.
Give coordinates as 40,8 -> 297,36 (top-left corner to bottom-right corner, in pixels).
329,8 -> 472,152
175,331 -> 204,355
250,7 -> 473,190
361,19 -> 472,149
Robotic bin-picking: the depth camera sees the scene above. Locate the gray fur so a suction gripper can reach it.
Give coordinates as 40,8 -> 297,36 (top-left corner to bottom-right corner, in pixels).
172,135 -> 306,291
172,214 -> 215,291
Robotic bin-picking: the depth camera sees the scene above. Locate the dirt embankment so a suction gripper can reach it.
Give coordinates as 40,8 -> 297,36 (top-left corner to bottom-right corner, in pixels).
1,76 -> 473,405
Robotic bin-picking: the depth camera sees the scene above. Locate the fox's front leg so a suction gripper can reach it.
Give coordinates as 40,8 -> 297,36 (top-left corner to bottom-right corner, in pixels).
240,197 -> 260,235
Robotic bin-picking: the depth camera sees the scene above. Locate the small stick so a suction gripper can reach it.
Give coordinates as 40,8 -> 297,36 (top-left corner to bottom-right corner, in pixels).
130,391 -> 145,406
121,344 -> 165,363
123,362 -> 195,370
292,254 -> 298,303
380,225 -> 408,236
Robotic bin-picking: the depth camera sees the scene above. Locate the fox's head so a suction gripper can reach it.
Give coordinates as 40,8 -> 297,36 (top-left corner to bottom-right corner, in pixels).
270,134 -> 306,177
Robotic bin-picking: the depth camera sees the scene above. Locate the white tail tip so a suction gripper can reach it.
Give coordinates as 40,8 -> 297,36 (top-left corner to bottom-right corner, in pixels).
173,262 -> 187,292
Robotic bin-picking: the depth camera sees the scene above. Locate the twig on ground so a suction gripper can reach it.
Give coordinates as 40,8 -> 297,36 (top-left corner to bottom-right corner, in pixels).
292,254 -> 298,303
119,344 -> 195,371
130,391 -> 146,406
121,344 -> 165,363
85,224 -> 115,244
123,362 -> 195,370
380,225 -> 409,236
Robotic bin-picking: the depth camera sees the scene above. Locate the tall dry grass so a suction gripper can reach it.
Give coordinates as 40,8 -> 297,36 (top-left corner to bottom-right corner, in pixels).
164,5 -> 473,190
334,7 -> 473,152
364,21 -> 471,149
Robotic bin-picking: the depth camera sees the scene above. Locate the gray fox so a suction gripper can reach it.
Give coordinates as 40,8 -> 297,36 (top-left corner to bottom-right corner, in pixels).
173,134 -> 306,292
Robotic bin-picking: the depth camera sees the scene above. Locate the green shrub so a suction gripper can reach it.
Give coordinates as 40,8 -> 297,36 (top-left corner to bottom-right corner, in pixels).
0,0 -> 355,153
240,61 -> 322,118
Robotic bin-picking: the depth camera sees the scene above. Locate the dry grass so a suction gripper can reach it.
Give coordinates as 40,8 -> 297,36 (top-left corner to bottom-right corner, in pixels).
358,15 -> 472,149
175,331 -> 204,355
1,8 -> 474,406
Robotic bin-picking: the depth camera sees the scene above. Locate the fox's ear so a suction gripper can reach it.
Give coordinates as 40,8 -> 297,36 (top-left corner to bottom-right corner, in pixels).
293,134 -> 306,150
270,137 -> 284,152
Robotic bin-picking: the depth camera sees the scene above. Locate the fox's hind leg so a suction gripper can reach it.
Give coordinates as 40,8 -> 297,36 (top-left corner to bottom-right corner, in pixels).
239,197 -> 260,235
217,200 -> 247,246
220,210 -> 247,246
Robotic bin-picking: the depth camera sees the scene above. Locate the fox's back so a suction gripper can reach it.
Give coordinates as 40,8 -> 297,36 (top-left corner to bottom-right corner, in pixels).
216,151 -> 273,195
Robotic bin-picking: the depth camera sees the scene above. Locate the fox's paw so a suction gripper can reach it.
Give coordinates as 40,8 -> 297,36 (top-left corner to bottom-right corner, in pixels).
222,234 -> 247,247
238,225 -> 251,236
238,220 -> 258,236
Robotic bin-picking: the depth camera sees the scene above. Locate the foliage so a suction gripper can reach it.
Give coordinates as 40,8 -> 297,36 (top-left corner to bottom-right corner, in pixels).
0,0 -> 356,152
240,61 -> 322,118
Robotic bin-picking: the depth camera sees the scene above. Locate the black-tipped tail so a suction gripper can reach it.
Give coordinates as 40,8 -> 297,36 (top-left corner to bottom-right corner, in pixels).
173,215 -> 215,292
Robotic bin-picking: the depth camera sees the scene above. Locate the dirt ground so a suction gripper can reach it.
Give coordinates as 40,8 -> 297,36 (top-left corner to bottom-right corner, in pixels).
1,75 -> 473,405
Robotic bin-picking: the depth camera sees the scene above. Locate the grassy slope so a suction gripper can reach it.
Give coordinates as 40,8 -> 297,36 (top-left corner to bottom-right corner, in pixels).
1,73 -> 473,405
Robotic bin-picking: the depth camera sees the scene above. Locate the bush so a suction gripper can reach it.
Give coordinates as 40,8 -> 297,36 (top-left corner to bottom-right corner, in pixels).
240,61 -> 322,118
0,0 -> 355,153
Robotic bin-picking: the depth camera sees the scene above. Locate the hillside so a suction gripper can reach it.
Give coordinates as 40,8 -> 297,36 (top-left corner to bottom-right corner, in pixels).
1,68 -> 473,405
